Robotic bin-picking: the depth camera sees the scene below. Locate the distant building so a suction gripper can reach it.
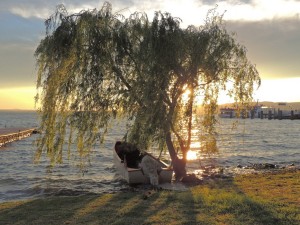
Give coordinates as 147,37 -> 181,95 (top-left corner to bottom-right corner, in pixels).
278,102 -> 287,106
219,108 -> 235,118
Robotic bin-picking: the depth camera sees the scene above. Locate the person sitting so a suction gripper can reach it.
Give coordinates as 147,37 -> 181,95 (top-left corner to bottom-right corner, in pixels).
114,141 -> 143,168
139,154 -> 162,187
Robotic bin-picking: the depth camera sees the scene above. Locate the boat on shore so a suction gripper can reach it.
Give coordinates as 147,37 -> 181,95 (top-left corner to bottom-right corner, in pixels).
113,148 -> 173,184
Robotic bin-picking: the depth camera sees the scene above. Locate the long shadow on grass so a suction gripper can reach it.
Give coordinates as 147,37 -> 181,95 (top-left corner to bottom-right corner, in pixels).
0,194 -> 97,225
0,177 -> 298,225
0,190 -> 197,225
67,190 -> 198,225
191,177 -> 296,225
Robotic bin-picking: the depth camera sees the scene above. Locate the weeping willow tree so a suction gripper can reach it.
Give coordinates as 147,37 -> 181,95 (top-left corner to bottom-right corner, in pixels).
35,2 -> 260,179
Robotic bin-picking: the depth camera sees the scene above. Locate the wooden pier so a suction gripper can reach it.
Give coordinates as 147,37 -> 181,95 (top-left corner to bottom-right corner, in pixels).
258,110 -> 300,120
0,128 -> 38,147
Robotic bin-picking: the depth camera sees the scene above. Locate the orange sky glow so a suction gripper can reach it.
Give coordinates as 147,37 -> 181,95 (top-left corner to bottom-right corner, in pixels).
1,77 -> 300,110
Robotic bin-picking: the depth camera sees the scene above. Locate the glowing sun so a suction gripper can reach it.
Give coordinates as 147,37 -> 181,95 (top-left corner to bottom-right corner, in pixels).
186,150 -> 198,161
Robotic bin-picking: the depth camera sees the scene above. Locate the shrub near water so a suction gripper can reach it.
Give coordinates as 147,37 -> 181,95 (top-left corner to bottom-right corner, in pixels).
0,170 -> 299,225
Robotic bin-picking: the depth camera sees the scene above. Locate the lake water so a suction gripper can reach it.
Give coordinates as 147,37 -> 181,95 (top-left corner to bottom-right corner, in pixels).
0,110 -> 299,202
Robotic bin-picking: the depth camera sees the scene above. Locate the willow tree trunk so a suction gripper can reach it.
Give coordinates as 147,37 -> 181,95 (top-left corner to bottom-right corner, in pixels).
166,132 -> 187,180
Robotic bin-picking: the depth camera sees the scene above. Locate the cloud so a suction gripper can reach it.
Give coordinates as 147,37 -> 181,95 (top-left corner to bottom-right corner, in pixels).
254,77 -> 300,102
2,0 -> 300,22
218,0 -> 300,21
0,43 -> 36,88
0,12 -> 43,43
0,12 -> 43,88
1,0 -> 52,19
0,0 -> 100,19
226,16 -> 300,78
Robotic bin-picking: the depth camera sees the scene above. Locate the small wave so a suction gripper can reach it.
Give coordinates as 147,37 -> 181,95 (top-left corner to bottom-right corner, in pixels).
104,166 -> 116,172
0,178 -> 18,185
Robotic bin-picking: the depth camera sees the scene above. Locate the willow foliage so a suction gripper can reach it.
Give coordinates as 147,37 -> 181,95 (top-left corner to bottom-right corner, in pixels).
35,2 -> 260,166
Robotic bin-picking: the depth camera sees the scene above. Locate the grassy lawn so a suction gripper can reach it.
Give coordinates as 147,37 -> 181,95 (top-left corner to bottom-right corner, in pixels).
0,170 -> 299,225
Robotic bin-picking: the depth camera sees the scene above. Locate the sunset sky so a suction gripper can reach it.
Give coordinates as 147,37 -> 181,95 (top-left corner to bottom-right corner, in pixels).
0,0 -> 299,109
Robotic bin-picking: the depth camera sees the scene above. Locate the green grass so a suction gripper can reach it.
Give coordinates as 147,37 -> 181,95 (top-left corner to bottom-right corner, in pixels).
0,170 -> 299,225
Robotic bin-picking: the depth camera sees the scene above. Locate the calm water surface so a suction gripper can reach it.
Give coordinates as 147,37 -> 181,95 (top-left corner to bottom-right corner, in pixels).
0,110 -> 299,202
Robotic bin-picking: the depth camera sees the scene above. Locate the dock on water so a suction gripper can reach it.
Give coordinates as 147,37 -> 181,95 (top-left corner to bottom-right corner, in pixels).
0,128 -> 38,147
